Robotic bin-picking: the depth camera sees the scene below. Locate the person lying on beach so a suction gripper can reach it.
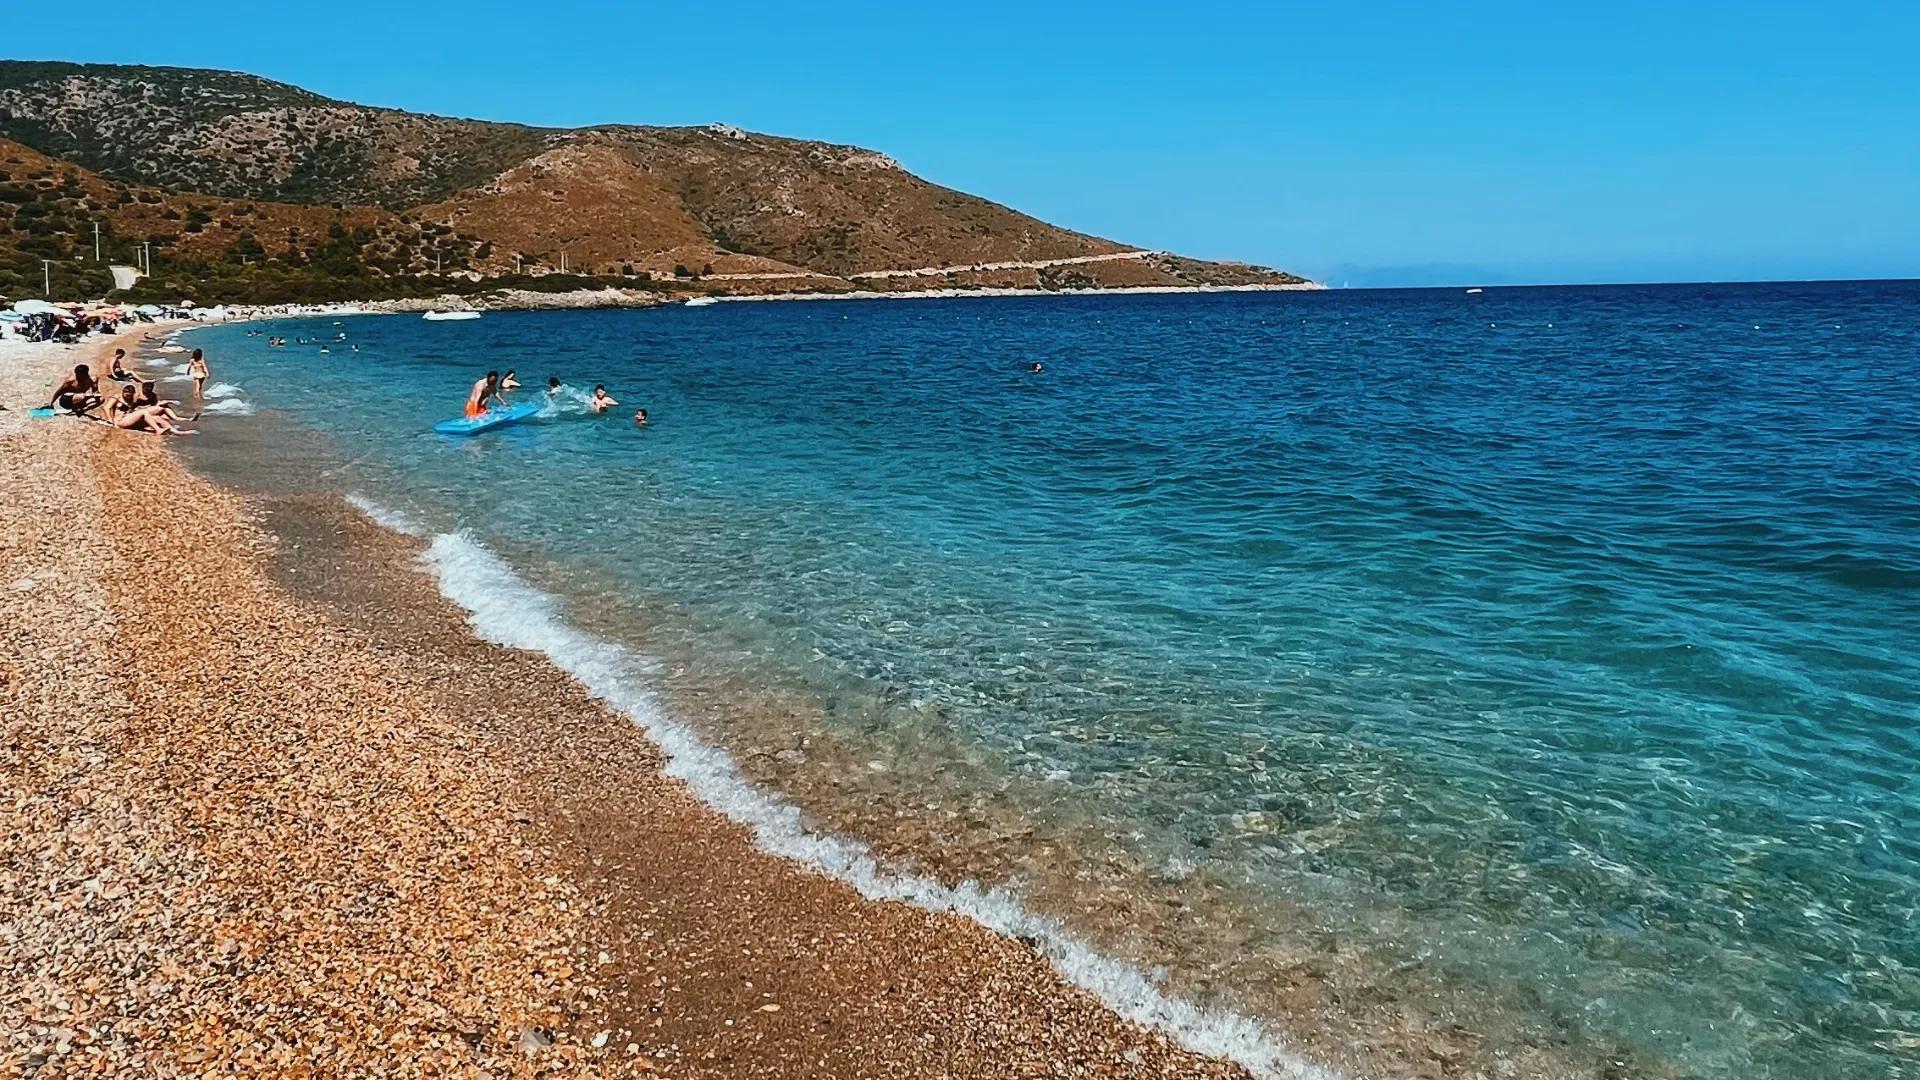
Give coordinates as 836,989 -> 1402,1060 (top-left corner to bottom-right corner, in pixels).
589,385 -> 618,414
501,370 -> 521,390
107,385 -> 194,436
122,382 -> 194,422
48,364 -> 103,416
465,371 -> 505,419
188,349 -> 210,398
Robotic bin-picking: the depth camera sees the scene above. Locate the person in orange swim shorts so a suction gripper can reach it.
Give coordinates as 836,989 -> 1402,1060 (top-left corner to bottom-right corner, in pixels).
465,370 -> 503,419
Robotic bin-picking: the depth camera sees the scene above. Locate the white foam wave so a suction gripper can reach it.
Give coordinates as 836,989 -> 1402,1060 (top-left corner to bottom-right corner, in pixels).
203,382 -> 242,399
199,398 -> 254,415
344,492 -> 428,537
342,494 -> 1332,1080
534,386 -> 595,417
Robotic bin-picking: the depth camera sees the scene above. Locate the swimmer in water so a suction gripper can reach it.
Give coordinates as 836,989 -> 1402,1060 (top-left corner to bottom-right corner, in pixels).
633,408 -> 648,426
546,377 -> 563,396
1028,361 -> 1045,374
465,370 -> 504,419
589,384 -> 618,414
501,369 -> 521,390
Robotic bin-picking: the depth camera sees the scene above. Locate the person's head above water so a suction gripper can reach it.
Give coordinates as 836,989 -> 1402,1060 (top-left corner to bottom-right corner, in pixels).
1029,361 -> 1044,373
633,408 -> 648,424
548,377 -> 561,390
504,369 -> 516,379
594,384 -> 606,395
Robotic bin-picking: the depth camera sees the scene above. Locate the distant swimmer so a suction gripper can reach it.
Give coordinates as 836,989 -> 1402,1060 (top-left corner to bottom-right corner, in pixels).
589,384 -> 619,414
633,408 -> 649,426
546,377 -> 563,396
501,369 -> 522,390
465,370 -> 505,419
47,364 -> 102,416
1028,361 -> 1045,374
188,348 -> 210,398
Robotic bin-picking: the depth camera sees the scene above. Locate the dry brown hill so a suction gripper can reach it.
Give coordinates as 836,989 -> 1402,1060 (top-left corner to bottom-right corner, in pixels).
0,136 -> 499,303
0,60 -> 1310,295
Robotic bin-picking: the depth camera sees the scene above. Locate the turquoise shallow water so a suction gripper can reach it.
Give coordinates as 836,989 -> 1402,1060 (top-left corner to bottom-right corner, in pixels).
179,283 -> 1919,1077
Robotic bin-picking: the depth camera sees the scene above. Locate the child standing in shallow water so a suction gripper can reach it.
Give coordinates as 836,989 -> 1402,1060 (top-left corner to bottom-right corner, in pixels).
188,348 -> 209,399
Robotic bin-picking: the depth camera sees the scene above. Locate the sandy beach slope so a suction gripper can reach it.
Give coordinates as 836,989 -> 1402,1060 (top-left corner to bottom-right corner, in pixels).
0,332 -> 1272,1076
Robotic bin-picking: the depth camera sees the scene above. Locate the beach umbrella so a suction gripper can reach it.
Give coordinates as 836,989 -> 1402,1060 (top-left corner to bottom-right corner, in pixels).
11,298 -> 60,315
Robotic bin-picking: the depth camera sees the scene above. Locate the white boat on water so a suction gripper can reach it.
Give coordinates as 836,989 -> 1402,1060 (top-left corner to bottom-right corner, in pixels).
423,310 -> 482,321
684,297 -> 719,307
1465,287 -> 1484,294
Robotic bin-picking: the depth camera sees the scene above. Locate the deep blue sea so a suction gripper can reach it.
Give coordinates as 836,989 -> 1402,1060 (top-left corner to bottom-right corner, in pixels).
175,282 -> 1919,1078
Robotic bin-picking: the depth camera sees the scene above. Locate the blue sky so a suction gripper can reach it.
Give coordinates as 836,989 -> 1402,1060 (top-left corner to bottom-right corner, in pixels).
9,1 -> 1916,285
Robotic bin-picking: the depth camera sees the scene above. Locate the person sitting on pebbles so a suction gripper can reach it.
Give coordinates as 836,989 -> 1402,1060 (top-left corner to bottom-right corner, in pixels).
107,383 -> 195,436
47,364 -> 103,417
106,349 -> 140,382
132,379 -> 172,409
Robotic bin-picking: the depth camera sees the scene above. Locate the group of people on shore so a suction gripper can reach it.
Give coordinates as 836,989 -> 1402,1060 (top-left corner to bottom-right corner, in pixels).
465,369 -> 644,424
46,345 -> 211,436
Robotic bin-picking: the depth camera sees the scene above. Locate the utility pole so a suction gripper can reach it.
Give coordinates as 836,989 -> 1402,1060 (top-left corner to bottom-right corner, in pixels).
560,250 -> 567,274
43,259 -> 52,297
93,221 -> 101,261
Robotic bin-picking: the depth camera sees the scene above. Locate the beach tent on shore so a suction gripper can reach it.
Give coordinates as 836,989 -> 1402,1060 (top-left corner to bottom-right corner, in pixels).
10,299 -> 61,316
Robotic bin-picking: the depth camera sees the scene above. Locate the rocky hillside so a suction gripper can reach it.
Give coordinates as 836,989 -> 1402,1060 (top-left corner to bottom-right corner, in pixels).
0,61 -> 546,208
0,137 -> 506,303
0,60 -> 1310,298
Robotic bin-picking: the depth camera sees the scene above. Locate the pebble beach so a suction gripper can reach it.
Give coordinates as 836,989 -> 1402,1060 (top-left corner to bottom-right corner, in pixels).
0,330 -> 1266,1077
